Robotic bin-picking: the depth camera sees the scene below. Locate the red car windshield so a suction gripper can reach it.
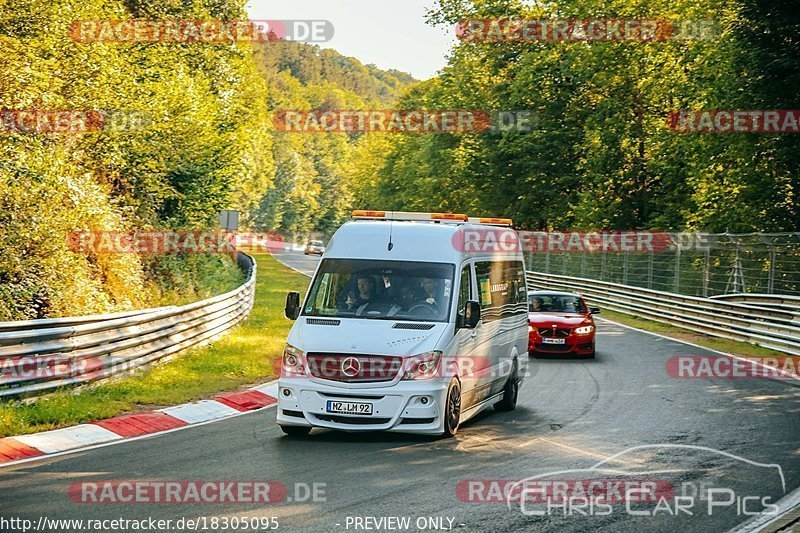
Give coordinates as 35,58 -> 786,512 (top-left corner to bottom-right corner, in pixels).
529,294 -> 586,313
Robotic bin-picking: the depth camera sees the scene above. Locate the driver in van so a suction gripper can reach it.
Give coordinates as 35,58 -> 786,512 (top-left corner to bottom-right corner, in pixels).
396,283 -> 418,311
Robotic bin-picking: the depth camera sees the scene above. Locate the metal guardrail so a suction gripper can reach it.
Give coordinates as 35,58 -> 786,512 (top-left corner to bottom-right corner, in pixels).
709,293 -> 800,312
524,232 -> 800,297
0,252 -> 256,398
525,271 -> 800,356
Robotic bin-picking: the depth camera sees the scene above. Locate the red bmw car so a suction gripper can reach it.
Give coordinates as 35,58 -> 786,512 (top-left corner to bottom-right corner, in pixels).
528,291 -> 599,358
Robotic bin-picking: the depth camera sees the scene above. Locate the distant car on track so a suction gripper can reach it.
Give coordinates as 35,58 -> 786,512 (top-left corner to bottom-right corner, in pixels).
304,240 -> 326,255
528,290 -> 599,358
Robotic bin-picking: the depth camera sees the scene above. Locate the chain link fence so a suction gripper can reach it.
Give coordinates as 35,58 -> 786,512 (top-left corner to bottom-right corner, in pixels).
523,233 -> 800,297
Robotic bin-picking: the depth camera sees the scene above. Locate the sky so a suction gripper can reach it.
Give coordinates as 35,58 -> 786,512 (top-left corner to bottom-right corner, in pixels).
244,0 -> 456,80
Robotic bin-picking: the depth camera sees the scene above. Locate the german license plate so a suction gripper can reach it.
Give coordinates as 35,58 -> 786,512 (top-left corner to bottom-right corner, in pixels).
542,338 -> 566,344
326,400 -> 373,415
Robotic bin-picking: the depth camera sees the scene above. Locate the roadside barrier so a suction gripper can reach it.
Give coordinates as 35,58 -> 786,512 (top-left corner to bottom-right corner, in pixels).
0,253 -> 256,398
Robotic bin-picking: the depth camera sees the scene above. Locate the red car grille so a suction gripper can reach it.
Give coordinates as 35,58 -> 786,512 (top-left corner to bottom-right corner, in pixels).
306,353 -> 402,382
535,343 -> 573,352
538,327 -> 572,338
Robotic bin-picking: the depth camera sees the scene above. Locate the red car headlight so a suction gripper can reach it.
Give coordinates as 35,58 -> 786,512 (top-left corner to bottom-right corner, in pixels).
574,325 -> 594,335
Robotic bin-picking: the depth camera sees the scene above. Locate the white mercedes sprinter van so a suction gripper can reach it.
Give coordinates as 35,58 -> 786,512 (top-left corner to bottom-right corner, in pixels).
277,211 -> 529,437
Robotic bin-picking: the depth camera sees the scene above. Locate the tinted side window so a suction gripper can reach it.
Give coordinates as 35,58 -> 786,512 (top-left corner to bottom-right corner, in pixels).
475,260 -> 527,322
456,264 -> 472,326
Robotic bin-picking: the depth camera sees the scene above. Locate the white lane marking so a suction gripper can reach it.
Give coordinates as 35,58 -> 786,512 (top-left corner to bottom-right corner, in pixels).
250,381 -> 279,397
727,485 -> 800,533
534,436 -> 613,461
597,317 -> 800,531
271,252 -> 316,277
597,317 -> 800,386
13,424 -> 122,455
0,382 -> 279,469
159,400 -> 241,424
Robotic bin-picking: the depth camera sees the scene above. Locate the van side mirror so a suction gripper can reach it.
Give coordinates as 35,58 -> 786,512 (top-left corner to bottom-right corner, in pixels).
464,300 -> 481,328
590,307 -> 600,315
285,292 -> 301,320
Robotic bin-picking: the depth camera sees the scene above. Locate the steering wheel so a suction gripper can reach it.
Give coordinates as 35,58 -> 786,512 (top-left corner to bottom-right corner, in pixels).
357,302 -> 391,316
408,303 -> 437,318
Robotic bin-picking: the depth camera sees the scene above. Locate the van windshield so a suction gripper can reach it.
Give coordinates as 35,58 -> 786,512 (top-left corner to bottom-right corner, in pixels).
303,259 -> 455,322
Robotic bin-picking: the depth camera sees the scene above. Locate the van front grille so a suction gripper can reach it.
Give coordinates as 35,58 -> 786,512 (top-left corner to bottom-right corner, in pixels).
306,353 -> 402,382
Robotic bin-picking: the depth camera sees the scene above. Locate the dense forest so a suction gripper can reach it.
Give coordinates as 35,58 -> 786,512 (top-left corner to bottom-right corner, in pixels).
0,0 -> 413,320
346,0 -> 799,233
1,0 -> 797,320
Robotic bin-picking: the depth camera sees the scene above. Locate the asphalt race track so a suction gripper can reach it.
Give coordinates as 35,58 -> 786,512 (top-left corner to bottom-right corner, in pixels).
1,249 -> 798,532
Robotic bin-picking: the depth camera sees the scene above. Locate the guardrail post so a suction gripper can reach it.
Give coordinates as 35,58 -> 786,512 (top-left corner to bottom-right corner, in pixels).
623,252 -> 629,286
674,244 -> 681,293
703,246 -> 710,298
768,246 -> 776,294
545,245 -> 551,273
601,247 -> 607,282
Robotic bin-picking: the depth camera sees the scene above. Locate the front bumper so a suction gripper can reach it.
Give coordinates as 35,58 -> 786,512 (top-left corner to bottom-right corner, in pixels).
276,377 -> 449,435
528,332 -> 594,355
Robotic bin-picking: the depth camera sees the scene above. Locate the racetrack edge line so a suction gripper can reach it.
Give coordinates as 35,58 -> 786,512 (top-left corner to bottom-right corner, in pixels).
0,380 -> 279,470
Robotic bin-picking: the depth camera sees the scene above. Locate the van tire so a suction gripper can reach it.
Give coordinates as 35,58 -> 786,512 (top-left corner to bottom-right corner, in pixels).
442,379 -> 461,438
495,360 -> 518,412
281,425 -> 311,437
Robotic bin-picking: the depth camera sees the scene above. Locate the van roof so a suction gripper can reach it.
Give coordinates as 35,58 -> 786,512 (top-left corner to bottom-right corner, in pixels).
324,220 -> 524,263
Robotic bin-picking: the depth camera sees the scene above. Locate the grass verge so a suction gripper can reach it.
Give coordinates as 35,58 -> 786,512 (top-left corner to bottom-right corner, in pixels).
598,308 -> 789,358
0,253 -> 308,437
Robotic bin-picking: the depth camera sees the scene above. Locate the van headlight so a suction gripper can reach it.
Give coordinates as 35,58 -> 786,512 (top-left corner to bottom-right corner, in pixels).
402,351 -> 442,380
574,325 -> 594,335
282,344 -> 306,376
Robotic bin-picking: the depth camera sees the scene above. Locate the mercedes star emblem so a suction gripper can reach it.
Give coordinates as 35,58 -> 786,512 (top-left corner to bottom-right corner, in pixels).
341,357 -> 361,377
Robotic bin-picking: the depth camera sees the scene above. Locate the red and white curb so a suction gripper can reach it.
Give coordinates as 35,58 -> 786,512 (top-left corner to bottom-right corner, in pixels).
0,381 -> 278,467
